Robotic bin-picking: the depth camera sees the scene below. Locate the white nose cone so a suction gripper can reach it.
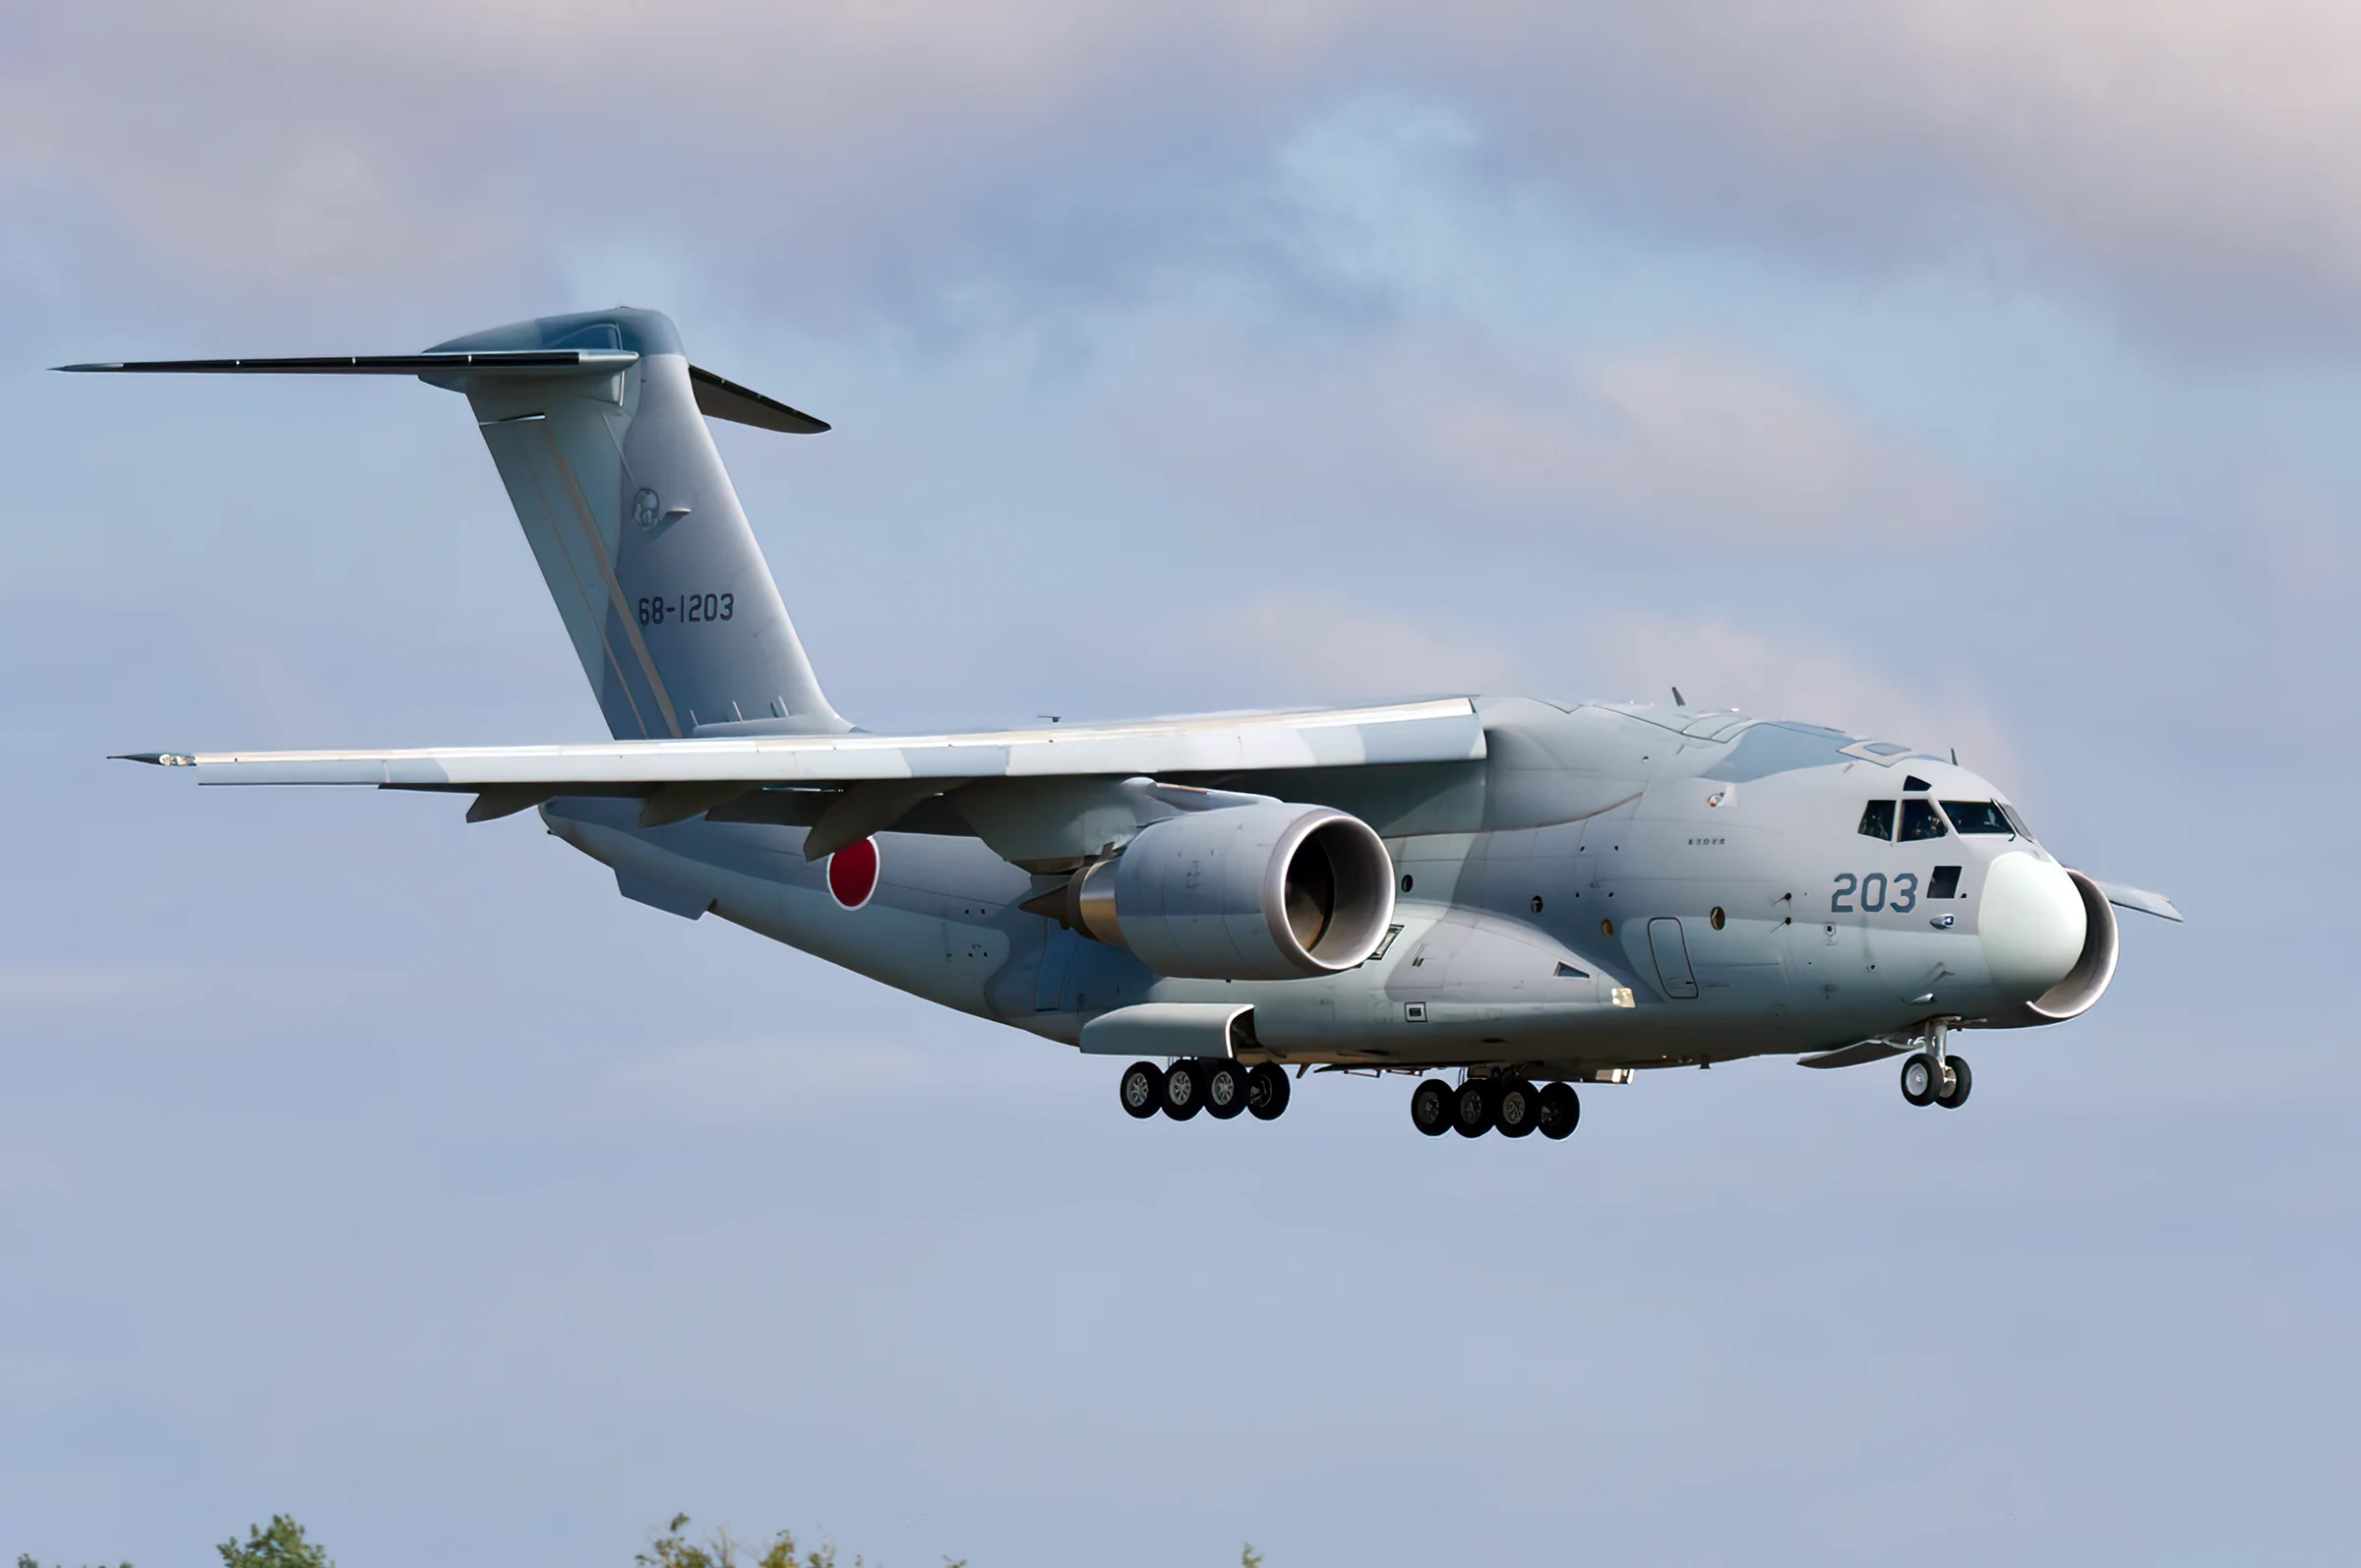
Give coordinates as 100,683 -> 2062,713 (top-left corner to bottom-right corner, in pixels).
1980,852 -> 2087,999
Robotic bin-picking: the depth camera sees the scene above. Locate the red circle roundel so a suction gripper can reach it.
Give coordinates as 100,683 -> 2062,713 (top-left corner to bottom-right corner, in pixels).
827,838 -> 880,909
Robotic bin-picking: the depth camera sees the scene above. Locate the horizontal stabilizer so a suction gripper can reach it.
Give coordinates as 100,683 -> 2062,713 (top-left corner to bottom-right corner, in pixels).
690,365 -> 829,434
54,350 -> 637,377
110,697 -> 1485,791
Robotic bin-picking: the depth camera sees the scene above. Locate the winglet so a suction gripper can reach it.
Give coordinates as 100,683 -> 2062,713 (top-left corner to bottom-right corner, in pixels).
110,753 -> 196,766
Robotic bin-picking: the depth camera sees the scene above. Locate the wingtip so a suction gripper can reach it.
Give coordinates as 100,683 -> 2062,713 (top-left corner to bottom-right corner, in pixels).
110,752 -> 196,766
54,363 -> 117,373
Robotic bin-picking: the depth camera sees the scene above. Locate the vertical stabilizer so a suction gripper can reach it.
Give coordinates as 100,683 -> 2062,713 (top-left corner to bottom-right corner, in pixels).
430,308 -> 844,739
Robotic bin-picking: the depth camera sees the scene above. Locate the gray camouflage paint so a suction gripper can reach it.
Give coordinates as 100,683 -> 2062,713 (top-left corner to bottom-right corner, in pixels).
89,310 -> 2157,1085
548,694 -> 2106,1075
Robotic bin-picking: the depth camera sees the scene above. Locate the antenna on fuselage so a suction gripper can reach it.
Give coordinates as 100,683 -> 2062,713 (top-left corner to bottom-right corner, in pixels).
1671,686 -> 1686,707
1951,747 -> 1959,764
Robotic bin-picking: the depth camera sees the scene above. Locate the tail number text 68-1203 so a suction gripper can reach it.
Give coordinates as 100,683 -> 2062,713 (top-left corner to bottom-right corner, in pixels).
637,593 -> 733,626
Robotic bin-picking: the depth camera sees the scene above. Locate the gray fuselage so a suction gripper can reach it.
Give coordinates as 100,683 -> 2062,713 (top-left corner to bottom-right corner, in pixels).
543,695 -> 2103,1075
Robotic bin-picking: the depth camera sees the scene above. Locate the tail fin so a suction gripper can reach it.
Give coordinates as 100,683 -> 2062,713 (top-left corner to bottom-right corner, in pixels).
61,307 -> 845,740
433,308 -> 843,739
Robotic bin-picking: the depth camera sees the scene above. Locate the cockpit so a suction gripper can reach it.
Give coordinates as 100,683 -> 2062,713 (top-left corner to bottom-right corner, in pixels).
1855,794 -> 2035,843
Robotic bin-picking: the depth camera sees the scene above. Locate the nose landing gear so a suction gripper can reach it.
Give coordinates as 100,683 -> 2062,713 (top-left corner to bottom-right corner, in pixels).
1899,1020 -> 1971,1110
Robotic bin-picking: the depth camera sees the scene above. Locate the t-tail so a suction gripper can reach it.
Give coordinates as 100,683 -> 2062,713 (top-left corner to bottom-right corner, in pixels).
58,308 -> 845,740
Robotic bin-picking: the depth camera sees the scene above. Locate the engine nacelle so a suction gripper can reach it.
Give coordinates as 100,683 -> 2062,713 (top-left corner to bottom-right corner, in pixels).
1064,803 -> 1396,981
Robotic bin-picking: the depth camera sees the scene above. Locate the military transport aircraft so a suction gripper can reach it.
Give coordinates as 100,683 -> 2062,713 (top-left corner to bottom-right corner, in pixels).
66,308 -> 2181,1139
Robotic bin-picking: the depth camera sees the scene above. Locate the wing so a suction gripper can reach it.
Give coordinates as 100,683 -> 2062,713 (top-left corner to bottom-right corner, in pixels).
2095,880 -> 2183,923
116,698 -> 1487,851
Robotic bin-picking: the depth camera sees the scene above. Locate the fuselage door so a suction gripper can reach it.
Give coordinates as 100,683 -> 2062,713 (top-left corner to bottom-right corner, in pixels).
1648,917 -> 1700,999
1035,922 -> 1079,1010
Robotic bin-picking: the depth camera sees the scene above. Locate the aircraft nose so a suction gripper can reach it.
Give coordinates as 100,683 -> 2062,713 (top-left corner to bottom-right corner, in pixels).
1978,851 -> 2087,1000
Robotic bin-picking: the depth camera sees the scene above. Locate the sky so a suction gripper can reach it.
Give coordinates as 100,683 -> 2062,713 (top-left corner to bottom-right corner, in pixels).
3,4 -> 2357,1565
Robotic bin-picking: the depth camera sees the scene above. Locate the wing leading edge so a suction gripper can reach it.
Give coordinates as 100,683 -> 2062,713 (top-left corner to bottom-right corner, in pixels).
116,698 -> 1485,790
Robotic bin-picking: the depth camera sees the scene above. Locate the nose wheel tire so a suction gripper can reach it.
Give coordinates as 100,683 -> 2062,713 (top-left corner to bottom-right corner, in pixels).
1411,1078 -> 1452,1136
1162,1059 -> 1206,1119
1934,1053 -> 1972,1109
1494,1078 -> 1541,1137
1536,1080 -> 1581,1139
1246,1062 -> 1291,1119
1901,1053 -> 1938,1106
1119,1060 -> 1165,1119
1452,1079 -> 1495,1137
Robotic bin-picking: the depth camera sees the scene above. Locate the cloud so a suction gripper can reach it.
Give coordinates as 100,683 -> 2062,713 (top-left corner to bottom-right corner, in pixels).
1094,314 -> 1980,545
1423,342 -> 1984,539
13,2 -> 2361,342
1215,591 -> 1531,704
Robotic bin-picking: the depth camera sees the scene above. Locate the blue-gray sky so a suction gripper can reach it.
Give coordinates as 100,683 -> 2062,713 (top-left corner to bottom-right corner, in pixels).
4,5 -> 2355,1565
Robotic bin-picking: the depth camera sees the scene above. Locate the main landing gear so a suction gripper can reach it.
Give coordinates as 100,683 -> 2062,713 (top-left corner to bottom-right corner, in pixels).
1120,1059 -> 1291,1122
1413,1076 -> 1581,1140
1899,1020 -> 1971,1110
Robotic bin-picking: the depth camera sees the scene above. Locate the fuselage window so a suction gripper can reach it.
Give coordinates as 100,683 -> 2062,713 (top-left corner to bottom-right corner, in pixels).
1899,799 -> 1948,841
1942,800 -> 2015,835
1857,800 -> 1897,840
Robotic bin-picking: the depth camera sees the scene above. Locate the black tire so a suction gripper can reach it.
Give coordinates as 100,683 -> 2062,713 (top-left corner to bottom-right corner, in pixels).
1163,1059 -> 1205,1120
1900,1052 -> 1938,1107
1453,1078 -> 1495,1138
1204,1059 -> 1249,1119
1410,1078 -> 1452,1136
1119,1060 -> 1165,1119
1537,1081 -> 1581,1140
1495,1077 -> 1541,1138
1935,1053 -> 1972,1109
1247,1062 -> 1291,1120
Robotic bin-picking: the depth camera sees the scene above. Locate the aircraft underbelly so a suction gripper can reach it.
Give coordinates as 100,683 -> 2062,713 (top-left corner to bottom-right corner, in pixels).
545,801 -> 1026,1016
544,795 -> 1979,1068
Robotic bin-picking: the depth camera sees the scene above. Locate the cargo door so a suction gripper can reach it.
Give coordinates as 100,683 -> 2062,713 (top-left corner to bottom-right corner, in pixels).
1648,917 -> 1700,999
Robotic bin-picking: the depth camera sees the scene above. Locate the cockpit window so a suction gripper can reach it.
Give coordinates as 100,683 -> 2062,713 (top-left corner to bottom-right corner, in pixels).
1857,801 -> 1896,840
2001,803 -> 2038,842
1899,799 -> 1948,841
1942,800 -> 2015,835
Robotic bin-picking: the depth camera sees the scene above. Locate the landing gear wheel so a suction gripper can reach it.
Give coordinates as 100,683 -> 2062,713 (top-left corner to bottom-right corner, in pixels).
1410,1078 -> 1452,1136
1204,1059 -> 1249,1119
1119,1060 -> 1165,1119
1162,1059 -> 1205,1120
1452,1078 -> 1495,1138
1900,1053 -> 1938,1107
1537,1081 -> 1581,1140
1494,1078 -> 1541,1138
1935,1053 -> 1972,1109
1246,1062 -> 1291,1120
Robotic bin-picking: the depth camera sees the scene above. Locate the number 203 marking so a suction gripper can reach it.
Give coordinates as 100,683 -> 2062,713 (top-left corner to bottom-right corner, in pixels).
1832,872 -> 1918,915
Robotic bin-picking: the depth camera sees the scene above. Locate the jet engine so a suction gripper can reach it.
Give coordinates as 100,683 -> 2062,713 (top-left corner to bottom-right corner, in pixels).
1058,802 -> 1395,981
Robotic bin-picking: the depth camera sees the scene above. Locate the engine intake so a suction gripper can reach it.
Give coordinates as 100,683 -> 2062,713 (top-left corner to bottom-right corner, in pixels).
1063,803 -> 1395,981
